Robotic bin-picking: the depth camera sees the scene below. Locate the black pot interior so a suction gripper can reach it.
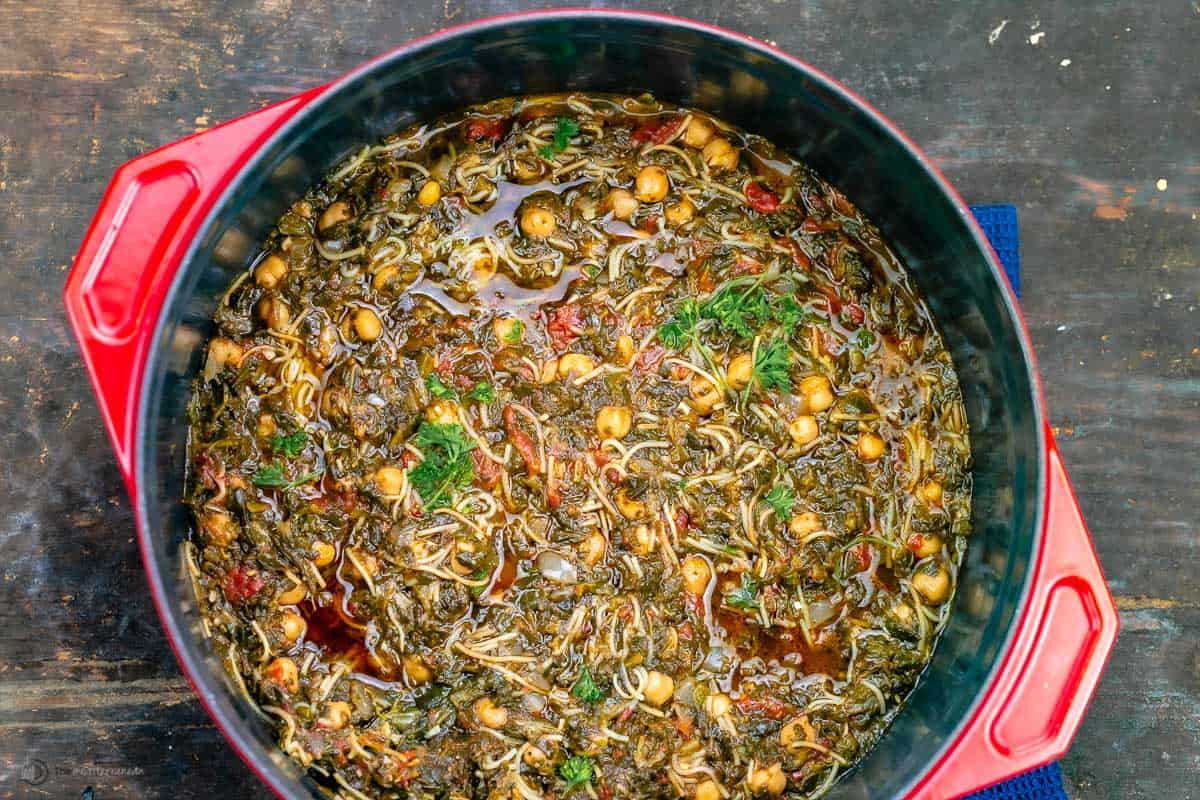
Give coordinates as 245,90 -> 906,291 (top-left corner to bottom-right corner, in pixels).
139,13 -> 1043,799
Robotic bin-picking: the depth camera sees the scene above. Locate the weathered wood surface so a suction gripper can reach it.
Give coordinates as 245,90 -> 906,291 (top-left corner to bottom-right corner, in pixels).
0,1 -> 1195,797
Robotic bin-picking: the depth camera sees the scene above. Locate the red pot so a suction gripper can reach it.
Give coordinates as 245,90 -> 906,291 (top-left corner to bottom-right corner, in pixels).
63,10 -> 1117,799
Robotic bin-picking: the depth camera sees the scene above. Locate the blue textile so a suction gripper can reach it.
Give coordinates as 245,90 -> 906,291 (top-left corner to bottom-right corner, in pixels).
961,204 -> 1065,800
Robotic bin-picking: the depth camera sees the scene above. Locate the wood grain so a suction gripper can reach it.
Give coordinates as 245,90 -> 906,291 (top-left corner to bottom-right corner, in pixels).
0,1 -> 1195,798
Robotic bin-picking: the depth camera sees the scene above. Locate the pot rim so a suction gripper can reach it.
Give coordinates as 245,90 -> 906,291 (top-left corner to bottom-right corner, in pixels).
134,9 -> 1047,799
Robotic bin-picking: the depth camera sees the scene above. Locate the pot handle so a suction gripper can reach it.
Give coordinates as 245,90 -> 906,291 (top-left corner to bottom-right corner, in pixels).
63,88 -> 323,487
912,426 -> 1119,799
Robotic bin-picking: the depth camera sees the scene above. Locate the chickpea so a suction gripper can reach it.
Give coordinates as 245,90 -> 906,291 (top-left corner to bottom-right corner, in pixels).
681,555 -> 713,595
254,254 -> 288,289
317,701 -> 353,730
425,398 -> 460,425
345,547 -> 379,579
539,358 -> 559,384
417,180 -> 442,206
857,432 -> 886,461
726,353 -> 754,391
913,564 -> 952,603
493,316 -> 524,345
780,716 -> 817,751
788,415 -> 820,446
614,488 -> 647,519
472,255 -> 496,285
520,206 -> 557,238
353,308 -> 382,342
615,334 -> 635,365
512,157 -> 545,183
800,374 -> 835,413
789,511 -> 822,538
265,657 -> 299,693
318,200 -> 352,233
607,188 -> 638,221
372,264 -> 401,293
200,510 -> 238,548
911,533 -> 943,559
277,579 -> 307,606
695,781 -> 721,800
664,197 -> 696,226
373,466 -> 405,496
684,116 -> 716,148
257,297 -> 290,332
689,376 -> 722,415
634,165 -> 670,203
311,540 -> 336,567
255,413 -> 277,441
403,654 -> 433,684
580,531 -> 607,567
748,763 -> 787,796
595,405 -> 633,440
523,745 -> 548,767
207,336 -> 244,373
557,353 -> 597,379
629,524 -> 656,556
642,670 -> 675,706
279,610 -> 307,646
705,692 -> 732,718
474,696 -> 508,728
892,602 -> 915,626
921,480 -> 944,505
702,137 -> 738,172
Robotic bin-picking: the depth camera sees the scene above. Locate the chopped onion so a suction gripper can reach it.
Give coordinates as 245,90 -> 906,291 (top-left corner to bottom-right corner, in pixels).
535,550 -> 578,585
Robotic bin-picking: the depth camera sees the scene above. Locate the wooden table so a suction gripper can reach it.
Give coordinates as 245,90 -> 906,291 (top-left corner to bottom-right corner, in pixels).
0,1 -> 1195,798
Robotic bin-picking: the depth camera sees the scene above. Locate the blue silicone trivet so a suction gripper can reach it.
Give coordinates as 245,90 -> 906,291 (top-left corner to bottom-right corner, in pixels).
962,204 -> 1066,800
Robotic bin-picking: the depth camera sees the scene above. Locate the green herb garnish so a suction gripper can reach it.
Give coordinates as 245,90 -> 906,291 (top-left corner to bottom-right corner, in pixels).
657,298 -> 700,349
856,328 -> 876,350
502,319 -> 525,344
559,755 -> 594,791
251,463 -> 288,487
468,382 -> 496,403
763,484 -> 796,521
726,572 -> 759,610
700,280 -> 772,338
773,294 -> 812,329
426,373 -> 457,400
270,429 -> 307,458
408,422 -> 476,509
751,336 -> 792,392
570,666 -> 606,703
538,116 -> 581,160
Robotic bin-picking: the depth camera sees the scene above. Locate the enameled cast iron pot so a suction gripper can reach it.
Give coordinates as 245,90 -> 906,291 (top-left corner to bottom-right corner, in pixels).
63,10 -> 1118,799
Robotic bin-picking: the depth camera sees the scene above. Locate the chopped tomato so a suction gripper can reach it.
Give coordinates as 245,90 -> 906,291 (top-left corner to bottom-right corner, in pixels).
745,182 -> 781,213
674,508 -> 691,532
463,117 -> 509,142
776,236 -> 812,269
502,405 -> 541,477
634,343 -> 666,374
735,695 -> 792,720
854,543 -> 872,571
732,255 -> 765,276
545,304 -> 584,351
845,303 -> 865,325
472,449 -> 501,490
802,217 -> 840,233
631,114 -> 685,145
222,566 -> 264,605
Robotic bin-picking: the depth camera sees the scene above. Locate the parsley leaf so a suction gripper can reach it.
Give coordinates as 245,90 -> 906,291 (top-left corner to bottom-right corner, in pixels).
539,116 -> 581,160
251,463 -> 288,487
763,484 -> 796,521
752,336 -> 792,392
570,666 -> 605,704
658,298 -> 701,349
502,319 -> 525,344
856,328 -> 876,350
559,755 -> 594,791
426,373 -> 457,400
700,281 -> 771,338
270,429 -> 307,458
773,294 -> 812,329
725,572 -> 759,610
468,382 -> 496,403
408,422 -> 476,509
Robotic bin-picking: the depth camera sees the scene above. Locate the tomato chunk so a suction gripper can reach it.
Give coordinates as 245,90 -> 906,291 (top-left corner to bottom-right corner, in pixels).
745,182 -> 781,213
